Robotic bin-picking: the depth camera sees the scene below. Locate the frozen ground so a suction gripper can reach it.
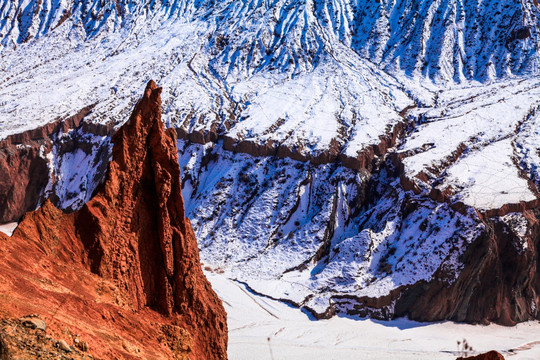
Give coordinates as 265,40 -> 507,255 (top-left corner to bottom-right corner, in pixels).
207,272 -> 540,360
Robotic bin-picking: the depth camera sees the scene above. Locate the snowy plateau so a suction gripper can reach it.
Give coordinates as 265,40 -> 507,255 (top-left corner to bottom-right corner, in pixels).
2,0 -> 540,357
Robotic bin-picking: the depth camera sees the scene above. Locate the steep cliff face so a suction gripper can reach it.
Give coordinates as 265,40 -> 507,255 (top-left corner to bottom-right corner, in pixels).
395,209 -> 540,326
0,105 -> 109,223
0,81 -> 227,359
75,80 -> 228,357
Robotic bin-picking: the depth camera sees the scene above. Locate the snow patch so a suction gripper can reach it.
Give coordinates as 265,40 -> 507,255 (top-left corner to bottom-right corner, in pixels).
0,222 -> 17,237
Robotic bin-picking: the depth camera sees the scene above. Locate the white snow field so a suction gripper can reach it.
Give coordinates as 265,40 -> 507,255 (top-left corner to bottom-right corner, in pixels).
207,273 -> 540,360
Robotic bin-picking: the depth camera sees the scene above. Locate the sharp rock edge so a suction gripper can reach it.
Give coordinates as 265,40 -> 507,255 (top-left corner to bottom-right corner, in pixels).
0,80 -> 228,360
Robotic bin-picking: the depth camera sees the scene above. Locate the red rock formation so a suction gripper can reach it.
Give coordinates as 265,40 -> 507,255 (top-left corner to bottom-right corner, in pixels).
0,81 -> 227,359
0,104 -> 112,223
457,350 -> 505,360
0,140 -> 51,223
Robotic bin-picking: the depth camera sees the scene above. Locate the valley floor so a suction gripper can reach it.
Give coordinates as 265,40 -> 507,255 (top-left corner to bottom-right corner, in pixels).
206,273 -> 540,360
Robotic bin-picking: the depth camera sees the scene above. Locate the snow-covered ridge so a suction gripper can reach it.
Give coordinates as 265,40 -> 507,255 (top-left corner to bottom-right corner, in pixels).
399,77 -> 540,212
1,0 -> 539,81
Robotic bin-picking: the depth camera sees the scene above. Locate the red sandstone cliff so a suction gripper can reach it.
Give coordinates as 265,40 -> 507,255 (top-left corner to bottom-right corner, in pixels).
0,81 -> 227,359
0,104 -> 111,223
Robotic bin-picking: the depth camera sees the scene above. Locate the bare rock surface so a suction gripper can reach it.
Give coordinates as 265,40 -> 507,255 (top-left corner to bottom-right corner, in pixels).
0,81 -> 227,359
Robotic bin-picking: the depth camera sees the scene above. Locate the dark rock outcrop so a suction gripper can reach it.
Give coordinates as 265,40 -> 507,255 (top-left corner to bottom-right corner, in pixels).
0,81 -> 227,359
395,209 -> 540,326
457,350 -> 505,360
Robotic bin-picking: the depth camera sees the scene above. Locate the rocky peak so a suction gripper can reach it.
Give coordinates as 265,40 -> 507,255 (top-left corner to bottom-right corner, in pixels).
78,80 -> 186,314
0,80 -> 227,359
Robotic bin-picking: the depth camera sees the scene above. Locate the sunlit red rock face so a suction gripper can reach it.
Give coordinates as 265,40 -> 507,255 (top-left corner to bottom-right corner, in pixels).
0,81 -> 227,359
0,105 -> 99,223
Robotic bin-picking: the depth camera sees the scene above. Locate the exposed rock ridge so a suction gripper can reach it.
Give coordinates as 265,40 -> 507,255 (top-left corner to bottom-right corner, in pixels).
177,115 -> 410,172
3,81 -> 227,359
395,208 -> 540,326
75,80 -> 227,358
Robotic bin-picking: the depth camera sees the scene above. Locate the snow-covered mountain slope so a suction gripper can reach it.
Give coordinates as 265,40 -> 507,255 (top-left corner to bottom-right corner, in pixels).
1,0 -> 540,324
401,78 -> 540,211
179,139 -> 483,316
0,0 -> 415,160
2,0 -> 540,81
